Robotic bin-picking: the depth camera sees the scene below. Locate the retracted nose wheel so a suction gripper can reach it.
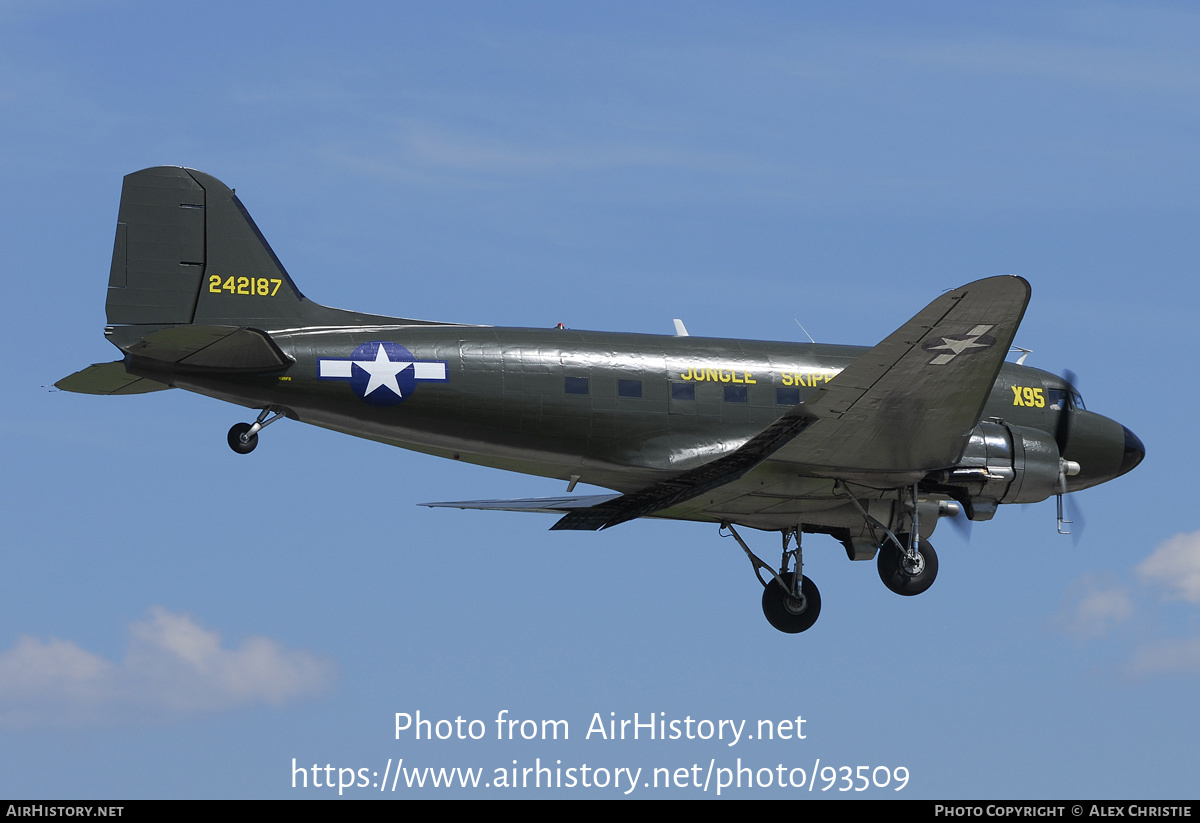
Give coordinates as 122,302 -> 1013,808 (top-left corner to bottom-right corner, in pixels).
227,422 -> 258,454
877,535 -> 938,596
762,572 -> 821,633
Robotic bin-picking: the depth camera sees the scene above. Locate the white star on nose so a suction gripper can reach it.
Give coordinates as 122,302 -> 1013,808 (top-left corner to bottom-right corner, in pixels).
358,343 -> 411,397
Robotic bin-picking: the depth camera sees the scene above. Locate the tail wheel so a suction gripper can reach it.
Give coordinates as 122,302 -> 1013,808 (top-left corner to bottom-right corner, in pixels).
877,536 -> 938,596
762,572 -> 821,633
227,422 -> 258,455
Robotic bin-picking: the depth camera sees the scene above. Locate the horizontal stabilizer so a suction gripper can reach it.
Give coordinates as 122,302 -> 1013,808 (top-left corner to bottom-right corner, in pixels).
55,362 -> 170,395
112,324 -> 291,372
421,494 -> 621,514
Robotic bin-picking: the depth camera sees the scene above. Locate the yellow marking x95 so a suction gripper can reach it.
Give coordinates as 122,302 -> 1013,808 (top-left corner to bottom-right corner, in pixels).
1012,386 -> 1045,408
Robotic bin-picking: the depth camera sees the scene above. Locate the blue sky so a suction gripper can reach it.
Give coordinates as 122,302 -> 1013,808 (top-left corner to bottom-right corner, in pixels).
1,1 -> 1196,798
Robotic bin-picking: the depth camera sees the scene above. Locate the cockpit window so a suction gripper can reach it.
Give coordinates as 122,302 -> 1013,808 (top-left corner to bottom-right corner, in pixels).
1046,388 -> 1085,411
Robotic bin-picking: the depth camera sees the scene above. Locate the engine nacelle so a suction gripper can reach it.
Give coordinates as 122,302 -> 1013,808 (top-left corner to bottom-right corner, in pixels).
928,421 -> 1062,520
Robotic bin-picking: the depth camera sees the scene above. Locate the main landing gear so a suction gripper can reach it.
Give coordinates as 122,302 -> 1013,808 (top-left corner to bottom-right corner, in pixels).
726,525 -> 822,634
726,484 -> 948,634
227,407 -> 286,454
762,572 -> 822,634
837,480 -> 940,598
877,534 -> 938,596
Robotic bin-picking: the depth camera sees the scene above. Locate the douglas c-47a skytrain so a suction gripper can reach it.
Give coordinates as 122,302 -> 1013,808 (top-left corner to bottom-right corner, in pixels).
59,167 -> 1145,633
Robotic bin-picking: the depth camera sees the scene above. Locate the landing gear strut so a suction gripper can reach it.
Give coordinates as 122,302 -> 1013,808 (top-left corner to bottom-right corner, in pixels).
725,525 -> 822,634
837,480 -> 941,597
227,407 -> 286,455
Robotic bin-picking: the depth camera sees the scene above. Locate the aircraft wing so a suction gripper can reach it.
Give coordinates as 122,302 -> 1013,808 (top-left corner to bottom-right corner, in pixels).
768,274 -> 1031,475
422,494 -> 622,514
552,411 -> 819,530
552,275 -> 1030,530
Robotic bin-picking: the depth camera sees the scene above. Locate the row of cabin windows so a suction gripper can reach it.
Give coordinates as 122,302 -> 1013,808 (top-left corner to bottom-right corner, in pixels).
565,377 -> 801,406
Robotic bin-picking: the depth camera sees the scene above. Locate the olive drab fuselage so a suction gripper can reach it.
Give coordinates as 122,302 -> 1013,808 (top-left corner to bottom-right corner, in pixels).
59,167 -> 1144,634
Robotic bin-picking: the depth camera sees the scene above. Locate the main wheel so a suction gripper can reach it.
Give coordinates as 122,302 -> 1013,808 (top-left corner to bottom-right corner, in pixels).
877,536 -> 938,596
761,572 -> 821,634
227,422 -> 258,455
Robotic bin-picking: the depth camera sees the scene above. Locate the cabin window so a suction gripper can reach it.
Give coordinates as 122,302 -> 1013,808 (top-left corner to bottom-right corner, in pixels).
670,382 -> 695,401
776,387 -> 800,406
564,376 -> 589,395
618,379 -> 643,398
724,385 -> 748,403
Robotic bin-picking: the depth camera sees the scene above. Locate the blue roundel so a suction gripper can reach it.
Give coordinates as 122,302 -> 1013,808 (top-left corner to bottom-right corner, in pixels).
348,341 -> 418,406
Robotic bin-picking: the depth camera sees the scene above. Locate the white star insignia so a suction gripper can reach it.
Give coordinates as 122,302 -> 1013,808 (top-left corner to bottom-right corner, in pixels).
927,324 -> 993,365
357,343 -> 412,397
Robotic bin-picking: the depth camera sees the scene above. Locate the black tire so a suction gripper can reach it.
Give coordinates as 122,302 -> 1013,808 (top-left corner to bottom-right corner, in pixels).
761,572 -> 821,633
877,536 -> 938,596
227,422 -> 258,454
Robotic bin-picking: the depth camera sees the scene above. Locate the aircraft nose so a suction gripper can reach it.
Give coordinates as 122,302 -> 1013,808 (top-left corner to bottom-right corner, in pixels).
1119,425 -> 1145,476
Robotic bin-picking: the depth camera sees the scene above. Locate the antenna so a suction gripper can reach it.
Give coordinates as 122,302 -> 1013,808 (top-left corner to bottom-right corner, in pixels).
1010,345 -> 1031,365
794,319 -> 816,344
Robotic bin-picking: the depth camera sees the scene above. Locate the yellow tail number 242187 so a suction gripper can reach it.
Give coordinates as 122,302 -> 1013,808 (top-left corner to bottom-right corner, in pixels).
208,275 -> 282,296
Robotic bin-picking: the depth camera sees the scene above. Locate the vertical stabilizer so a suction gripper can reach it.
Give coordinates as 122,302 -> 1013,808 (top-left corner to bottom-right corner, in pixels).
104,167 -> 392,331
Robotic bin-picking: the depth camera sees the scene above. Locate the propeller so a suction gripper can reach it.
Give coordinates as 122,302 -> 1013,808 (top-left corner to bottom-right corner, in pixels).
931,498 -> 972,543
1054,368 -> 1077,455
944,502 -> 973,543
1056,461 -> 1086,543
1054,368 -> 1085,544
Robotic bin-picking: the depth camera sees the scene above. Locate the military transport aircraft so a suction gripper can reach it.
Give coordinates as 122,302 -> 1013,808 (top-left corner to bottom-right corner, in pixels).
58,167 -> 1145,633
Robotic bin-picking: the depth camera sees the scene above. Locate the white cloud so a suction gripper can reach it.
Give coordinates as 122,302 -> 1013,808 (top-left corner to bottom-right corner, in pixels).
1124,637 -> 1200,678
0,608 -> 335,728
1065,580 -> 1128,638
324,125 -> 789,194
1137,531 -> 1200,602
1059,575 -> 1134,638
1054,534 -> 1200,678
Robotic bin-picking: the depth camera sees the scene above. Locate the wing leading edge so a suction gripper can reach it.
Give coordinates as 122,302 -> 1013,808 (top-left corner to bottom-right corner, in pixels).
552,275 -> 1031,530
422,494 -> 622,514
